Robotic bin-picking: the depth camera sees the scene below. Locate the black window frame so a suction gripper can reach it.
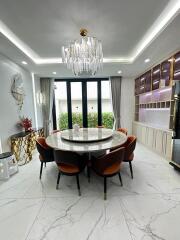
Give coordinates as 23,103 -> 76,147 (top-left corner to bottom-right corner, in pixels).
52,78 -> 109,130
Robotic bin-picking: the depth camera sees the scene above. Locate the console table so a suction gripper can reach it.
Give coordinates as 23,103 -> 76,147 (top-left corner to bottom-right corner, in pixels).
10,127 -> 44,165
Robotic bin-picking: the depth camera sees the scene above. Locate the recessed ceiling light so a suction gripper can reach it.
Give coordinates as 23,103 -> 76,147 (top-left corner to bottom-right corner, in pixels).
117,70 -> 122,74
22,61 -> 27,65
144,58 -> 150,63
52,72 -> 57,75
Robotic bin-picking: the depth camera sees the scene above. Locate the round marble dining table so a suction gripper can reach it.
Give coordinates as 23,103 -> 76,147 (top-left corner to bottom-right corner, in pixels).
46,128 -> 127,153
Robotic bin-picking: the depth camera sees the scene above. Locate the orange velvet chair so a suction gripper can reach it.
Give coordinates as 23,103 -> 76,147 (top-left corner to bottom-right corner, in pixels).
117,128 -> 128,135
53,150 -> 87,196
91,147 -> 125,200
122,136 -> 137,179
36,137 -> 54,179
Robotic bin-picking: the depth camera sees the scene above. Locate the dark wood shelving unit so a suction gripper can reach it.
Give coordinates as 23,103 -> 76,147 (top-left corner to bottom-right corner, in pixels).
134,50 -> 180,130
173,51 -> 180,80
152,64 -> 161,90
161,58 -> 172,86
145,70 -> 151,92
139,75 -> 145,94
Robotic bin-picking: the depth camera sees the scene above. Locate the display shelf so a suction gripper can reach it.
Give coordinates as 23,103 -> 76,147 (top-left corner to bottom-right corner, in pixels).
137,100 -> 171,109
161,58 -> 172,86
173,51 -> 180,80
152,65 -> 161,90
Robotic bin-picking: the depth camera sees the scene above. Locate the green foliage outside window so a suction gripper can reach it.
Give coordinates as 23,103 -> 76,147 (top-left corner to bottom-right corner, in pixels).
59,112 -> 114,130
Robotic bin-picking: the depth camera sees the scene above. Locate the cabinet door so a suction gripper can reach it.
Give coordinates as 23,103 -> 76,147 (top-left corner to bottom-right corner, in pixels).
136,124 -> 142,143
141,126 -> 147,145
165,132 -> 172,160
132,122 -> 137,136
154,129 -> 164,154
146,127 -> 155,149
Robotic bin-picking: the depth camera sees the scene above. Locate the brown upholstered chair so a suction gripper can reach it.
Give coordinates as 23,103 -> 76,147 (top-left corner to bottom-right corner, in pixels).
36,137 -> 54,179
122,136 -> 137,179
117,128 -> 128,135
53,150 -> 87,196
91,147 -> 125,200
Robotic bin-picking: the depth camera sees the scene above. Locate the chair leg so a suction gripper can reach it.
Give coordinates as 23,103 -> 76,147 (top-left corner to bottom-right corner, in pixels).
129,161 -> 133,179
39,162 -> 43,179
118,172 -> 123,186
44,162 -> 46,167
56,172 -> 61,189
104,177 -> 107,200
76,175 -> 81,196
87,167 -> 90,183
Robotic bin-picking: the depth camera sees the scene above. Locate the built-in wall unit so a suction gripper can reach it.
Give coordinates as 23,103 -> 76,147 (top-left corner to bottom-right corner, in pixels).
133,51 -> 180,161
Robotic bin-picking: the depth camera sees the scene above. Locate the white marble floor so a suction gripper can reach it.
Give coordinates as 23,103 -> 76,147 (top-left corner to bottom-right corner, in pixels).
0,143 -> 180,240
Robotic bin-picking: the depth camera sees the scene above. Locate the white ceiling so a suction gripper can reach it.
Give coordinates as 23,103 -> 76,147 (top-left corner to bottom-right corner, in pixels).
0,0 -> 180,78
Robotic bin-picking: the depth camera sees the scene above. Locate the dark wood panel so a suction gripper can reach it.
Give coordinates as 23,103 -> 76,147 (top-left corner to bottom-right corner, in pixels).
152,64 -> 161,90
173,51 -> 180,80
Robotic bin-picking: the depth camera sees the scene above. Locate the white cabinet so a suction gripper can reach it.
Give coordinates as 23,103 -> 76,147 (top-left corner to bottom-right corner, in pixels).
132,121 -> 172,160
154,130 -> 164,154
141,126 -> 147,145
146,127 -> 155,149
164,131 -> 172,160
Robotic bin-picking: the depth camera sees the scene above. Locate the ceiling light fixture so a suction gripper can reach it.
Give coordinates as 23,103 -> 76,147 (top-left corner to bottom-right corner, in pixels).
144,58 -> 150,63
22,61 -> 27,65
117,70 -> 122,74
62,28 -> 103,76
52,71 -> 57,75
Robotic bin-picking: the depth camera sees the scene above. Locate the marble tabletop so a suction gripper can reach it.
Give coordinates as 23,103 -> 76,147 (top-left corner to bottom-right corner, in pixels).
60,128 -> 113,143
46,128 -> 127,153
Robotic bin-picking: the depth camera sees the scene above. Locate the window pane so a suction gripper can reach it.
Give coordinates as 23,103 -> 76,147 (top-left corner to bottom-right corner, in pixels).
54,82 -> 68,130
71,82 -> 83,127
101,81 -> 114,129
87,82 -> 98,127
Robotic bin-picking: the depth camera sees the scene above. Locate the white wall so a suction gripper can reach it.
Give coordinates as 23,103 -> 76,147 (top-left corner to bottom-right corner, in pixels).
120,78 -> 134,134
0,54 -> 37,152
34,75 -> 43,128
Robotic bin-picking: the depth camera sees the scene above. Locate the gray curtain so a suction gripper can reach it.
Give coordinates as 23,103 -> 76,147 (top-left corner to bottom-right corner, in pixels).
40,78 -> 54,137
110,76 -> 122,129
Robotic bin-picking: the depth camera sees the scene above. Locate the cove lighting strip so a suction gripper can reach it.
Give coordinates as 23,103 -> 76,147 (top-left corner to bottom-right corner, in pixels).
0,0 -> 179,64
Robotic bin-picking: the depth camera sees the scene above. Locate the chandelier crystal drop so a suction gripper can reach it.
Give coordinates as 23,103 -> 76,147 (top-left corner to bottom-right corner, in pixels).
62,29 -> 103,76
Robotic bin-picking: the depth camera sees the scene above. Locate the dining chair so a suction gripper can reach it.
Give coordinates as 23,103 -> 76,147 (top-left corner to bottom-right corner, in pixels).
91,147 -> 125,200
36,137 -> 54,179
53,150 -> 87,196
117,128 -> 128,135
122,136 -> 137,179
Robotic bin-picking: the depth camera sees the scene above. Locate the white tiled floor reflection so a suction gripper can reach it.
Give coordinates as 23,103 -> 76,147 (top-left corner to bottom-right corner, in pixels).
0,143 -> 179,240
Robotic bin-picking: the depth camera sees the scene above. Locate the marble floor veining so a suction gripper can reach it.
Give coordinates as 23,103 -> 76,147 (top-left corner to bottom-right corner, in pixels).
0,143 -> 180,240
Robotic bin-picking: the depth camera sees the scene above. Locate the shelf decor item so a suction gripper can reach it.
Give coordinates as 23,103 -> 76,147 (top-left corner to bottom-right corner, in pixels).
20,117 -> 32,132
62,28 -> 103,76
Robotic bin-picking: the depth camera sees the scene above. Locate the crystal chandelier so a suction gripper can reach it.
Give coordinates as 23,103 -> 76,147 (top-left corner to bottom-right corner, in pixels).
62,29 -> 103,76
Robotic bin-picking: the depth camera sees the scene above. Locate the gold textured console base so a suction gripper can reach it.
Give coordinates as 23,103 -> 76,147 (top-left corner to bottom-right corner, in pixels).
11,128 -> 44,166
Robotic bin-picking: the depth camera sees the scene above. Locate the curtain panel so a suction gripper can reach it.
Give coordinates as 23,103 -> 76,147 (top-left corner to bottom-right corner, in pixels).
40,78 -> 54,137
110,76 -> 122,129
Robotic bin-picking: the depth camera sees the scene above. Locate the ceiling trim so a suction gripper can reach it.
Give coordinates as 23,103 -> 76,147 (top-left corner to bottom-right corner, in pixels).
0,0 -> 179,65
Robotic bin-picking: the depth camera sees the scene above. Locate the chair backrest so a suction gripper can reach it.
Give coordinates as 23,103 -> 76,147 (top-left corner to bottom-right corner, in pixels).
53,150 -> 81,167
124,136 -> 137,160
117,128 -> 128,135
92,147 -> 125,174
36,137 -> 54,161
